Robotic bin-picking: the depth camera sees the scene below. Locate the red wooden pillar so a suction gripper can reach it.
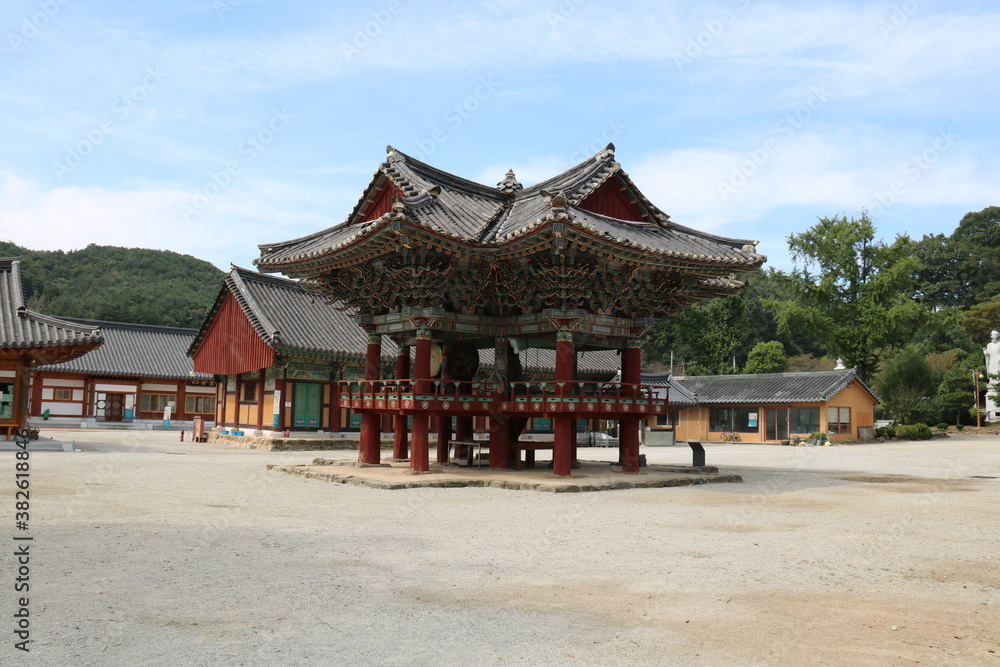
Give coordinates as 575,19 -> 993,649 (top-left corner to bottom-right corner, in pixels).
359,333 -> 382,464
30,371 -> 43,418
553,329 -> 575,477
620,336 -> 642,473
410,328 -> 432,471
393,346 -> 410,459
436,414 -> 452,463
218,380 -> 227,427
489,336 -> 511,469
455,416 -> 473,460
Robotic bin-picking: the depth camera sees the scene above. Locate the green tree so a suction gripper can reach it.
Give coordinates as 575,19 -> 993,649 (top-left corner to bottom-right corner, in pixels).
936,364 -> 978,426
914,206 -> 1000,308
743,341 -> 787,374
772,213 -> 922,382
0,242 -> 224,327
648,292 -> 750,375
876,346 -> 936,424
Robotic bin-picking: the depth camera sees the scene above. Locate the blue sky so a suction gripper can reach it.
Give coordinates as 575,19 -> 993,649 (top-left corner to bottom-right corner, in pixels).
2,0 -> 998,273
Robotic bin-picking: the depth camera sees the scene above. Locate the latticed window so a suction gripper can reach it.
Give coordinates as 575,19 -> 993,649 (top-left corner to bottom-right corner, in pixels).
54,388 -> 73,400
140,394 -> 175,412
186,396 -> 215,414
241,381 -> 258,403
827,406 -> 851,435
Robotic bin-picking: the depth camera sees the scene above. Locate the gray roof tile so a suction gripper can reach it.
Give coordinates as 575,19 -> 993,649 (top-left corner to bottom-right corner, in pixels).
191,266 -> 397,361
39,319 -> 208,380
255,145 -> 765,271
664,369 -> 879,405
0,258 -> 102,353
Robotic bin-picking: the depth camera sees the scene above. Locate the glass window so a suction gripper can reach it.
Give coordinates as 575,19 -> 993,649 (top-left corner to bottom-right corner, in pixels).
54,388 -> 73,400
790,407 -> 820,433
827,406 -> 851,434
0,382 -> 13,420
186,396 -> 215,414
709,407 -> 732,431
709,407 -> 758,433
140,394 -> 175,412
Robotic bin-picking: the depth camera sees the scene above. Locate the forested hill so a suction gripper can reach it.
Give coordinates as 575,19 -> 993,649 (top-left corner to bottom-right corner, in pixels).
0,242 -> 225,328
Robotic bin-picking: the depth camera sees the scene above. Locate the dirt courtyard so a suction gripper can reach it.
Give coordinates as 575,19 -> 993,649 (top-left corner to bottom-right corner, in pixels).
3,430 -> 998,665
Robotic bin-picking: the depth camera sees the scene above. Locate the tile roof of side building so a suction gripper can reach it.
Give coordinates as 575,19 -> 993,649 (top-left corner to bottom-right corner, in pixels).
37,318 -> 210,380
664,369 -> 880,405
189,266 -> 397,361
255,144 -> 765,271
0,257 -> 103,353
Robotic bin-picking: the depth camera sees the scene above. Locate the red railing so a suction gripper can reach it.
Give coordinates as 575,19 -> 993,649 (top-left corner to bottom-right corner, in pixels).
338,379 -> 667,406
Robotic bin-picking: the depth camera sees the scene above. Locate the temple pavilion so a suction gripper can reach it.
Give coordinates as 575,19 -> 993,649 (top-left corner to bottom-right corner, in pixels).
254,144 -> 765,475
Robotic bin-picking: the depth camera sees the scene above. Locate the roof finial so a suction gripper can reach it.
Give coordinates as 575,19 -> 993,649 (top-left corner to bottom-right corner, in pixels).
834,357 -> 845,370
596,142 -> 615,161
497,168 -> 523,194
386,145 -> 403,163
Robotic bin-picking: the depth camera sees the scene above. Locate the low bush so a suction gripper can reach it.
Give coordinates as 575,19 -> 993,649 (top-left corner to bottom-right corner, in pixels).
875,426 -> 896,439
936,422 -> 949,431
956,424 -> 965,431
896,423 -> 933,440
810,431 -> 828,441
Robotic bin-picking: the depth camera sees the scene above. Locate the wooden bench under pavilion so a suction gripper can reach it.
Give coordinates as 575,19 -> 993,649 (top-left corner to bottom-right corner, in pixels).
255,144 -> 764,476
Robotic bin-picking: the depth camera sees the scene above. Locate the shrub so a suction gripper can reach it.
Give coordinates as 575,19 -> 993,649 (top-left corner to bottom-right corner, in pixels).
896,423 -> 932,440
936,422 -> 949,431
956,424 -> 964,431
810,431 -> 828,441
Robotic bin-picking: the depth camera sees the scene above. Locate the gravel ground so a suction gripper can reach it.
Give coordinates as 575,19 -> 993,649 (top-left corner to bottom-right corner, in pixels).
3,430 -> 999,666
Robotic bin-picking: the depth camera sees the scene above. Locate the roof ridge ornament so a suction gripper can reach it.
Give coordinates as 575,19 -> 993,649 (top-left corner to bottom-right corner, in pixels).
386,145 -> 403,163
497,168 -> 523,194
596,142 -> 615,161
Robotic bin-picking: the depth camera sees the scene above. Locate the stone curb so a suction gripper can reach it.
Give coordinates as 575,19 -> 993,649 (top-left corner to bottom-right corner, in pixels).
267,464 -> 742,492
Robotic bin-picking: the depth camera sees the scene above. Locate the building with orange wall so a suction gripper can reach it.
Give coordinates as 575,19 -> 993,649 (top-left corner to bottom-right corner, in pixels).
647,368 -> 879,444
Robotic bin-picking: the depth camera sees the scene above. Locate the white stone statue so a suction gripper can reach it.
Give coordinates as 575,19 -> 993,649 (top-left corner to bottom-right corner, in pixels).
984,330 -> 1000,419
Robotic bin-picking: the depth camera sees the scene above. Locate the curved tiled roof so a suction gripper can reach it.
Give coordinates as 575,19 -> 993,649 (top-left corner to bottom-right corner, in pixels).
667,369 -> 879,405
190,266 -> 397,360
255,144 -> 765,271
38,319 -> 209,380
0,258 -> 103,358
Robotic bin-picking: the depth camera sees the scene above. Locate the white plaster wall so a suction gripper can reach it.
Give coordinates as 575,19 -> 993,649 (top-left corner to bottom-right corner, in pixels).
42,401 -> 83,416
95,383 -> 136,392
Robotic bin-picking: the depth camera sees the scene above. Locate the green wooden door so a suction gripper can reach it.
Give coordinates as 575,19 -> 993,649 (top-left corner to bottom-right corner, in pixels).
293,383 -> 322,428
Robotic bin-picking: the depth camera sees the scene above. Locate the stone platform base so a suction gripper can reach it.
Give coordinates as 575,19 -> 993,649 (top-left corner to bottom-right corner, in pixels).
208,432 -> 387,451
267,458 -> 742,492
